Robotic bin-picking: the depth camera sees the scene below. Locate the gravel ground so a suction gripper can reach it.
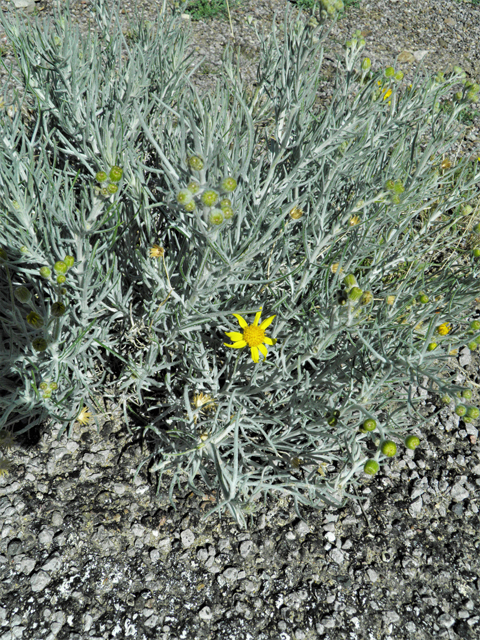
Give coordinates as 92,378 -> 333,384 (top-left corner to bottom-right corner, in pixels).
1,1 -> 480,639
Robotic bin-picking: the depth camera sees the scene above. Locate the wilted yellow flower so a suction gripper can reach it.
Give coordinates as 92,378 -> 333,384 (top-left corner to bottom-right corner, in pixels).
224,308 -> 277,363
289,206 -> 303,220
191,392 -> 217,423
330,263 -> 344,274
349,215 -> 361,226
386,295 -> 395,305
291,457 -> 303,469
0,457 -> 11,477
150,245 -> 164,258
0,430 -> 16,450
436,323 -> 451,336
26,311 -> 44,328
76,406 -> 93,425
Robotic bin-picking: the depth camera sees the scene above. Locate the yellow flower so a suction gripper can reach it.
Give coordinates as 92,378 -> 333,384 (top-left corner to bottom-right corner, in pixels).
224,308 -> 277,363
76,406 -> 93,425
436,323 -> 451,336
150,244 -> 164,258
289,206 -> 303,220
349,215 -> 360,226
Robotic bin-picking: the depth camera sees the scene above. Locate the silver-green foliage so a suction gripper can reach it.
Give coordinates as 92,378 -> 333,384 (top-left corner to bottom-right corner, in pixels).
1,0 -> 480,526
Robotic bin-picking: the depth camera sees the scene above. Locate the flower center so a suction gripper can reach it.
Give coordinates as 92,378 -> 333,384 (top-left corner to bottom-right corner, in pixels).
243,324 -> 265,347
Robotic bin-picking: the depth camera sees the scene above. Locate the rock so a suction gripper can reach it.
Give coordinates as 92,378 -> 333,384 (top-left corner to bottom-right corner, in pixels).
397,50 -> 415,63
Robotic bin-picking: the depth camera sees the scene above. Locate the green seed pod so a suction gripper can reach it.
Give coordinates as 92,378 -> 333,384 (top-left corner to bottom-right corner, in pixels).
51,302 -> 66,317
221,177 -> 237,193
222,206 -> 234,220
419,294 -> 429,304
64,255 -> 74,268
427,343 -> 437,351
455,404 -> 467,416
348,286 -> 363,302
187,181 -> 200,195
177,189 -> 194,206
462,389 -> 473,400
57,275 -> 66,284
362,418 -> 377,432
220,198 -> 232,210
201,190 -> 219,207
40,267 -> 51,278
385,179 -> 395,190
473,248 -> 480,258
381,440 -> 397,457
184,200 -> 196,212
95,171 -> 108,183
470,321 -> 480,331
32,338 -> 48,352
405,435 -> 420,450
361,58 -> 371,71
209,209 -> 224,225
188,155 -> 204,171
26,311 -> 44,328
109,166 -> 123,182
384,67 -> 395,78
364,460 -> 379,475
14,286 -> 31,304
466,406 -> 480,419
54,261 -> 67,275
343,274 -> 357,289
468,340 -> 478,351
107,183 -> 118,195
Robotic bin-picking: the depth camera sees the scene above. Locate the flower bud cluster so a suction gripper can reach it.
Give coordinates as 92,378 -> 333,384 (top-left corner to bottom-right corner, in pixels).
95,166 -> 123,197
39,379 -> 58,399
362,431 -> 421,475
318,0 -> 344,21
385,177 -> 405,204
451,68 -> 480,103
40,255 -> 74,285
176,156 -> 238,228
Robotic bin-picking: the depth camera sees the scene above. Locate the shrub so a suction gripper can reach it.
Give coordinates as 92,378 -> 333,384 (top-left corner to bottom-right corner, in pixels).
1,0 -> 480,527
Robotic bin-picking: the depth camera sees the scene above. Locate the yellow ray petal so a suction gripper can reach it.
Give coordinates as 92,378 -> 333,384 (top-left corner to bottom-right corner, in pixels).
224,340 -> 247,349
225,331 -> 244,341
260,314 -> 276,330
232,313 -> 248,329
253,308 -> 263,326
264,336 -> 277,346
250,346 -> 259,362
258,343 -> 268,360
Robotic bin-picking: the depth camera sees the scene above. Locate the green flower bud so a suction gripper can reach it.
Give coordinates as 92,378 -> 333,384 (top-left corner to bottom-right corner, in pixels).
473,248 -> 480,258
221,177 -> 237,193
187,181 -> 200,195
222,206 -> 234,220
201,190 -> 219,207
419,294 -> 429,304
442,394 -> 452,405
20,246 -> 28,254
473,224 -> 480,234
95,171 -> 108,183
101,188 -> 109,197
393,180 -> 405,194
184,200 -> 196,212
109,166 -> 123,182
54,261 -> 67,275
26,311 -> 44,328
361,58 -> 371,71
455,91 -> 463,101
390,194 -> 401,205
51,302 -> 66,317
32,338 -> 48,352
57,275 -> 66,284
455,404 -> 467,416
42,391 -> 52,399
14,286 -> 31,303
405,435 -> 420,450
177,189 -> 194,206
464,416 -> 473,423
467,91 -> 479,103
362,418 -> 377,432
453,66 -> 466,78
462,205 -> 473,215
471,83 -> 480,92
470,321 -> 480,331
49,381 -> 58,390
384,67 -> 395,78
343,274 -> 357,289
381,440 -> 397,457
64,255 -> 74,268
188,155 -> 204,171
364,459 -> 379,475
462,389 -> 473,400
40,267 -> 51,278
385,179 -> 395,190
220,198 -> 232,209
394,71 -> 404,81
348,286 -> 363,302
345,40 -> 352,48
427,343 -> 437,351
209,209 -> 224,225
466,406 -> 480,419
39,382 -> 49,391
107,183 -> 118,194
468,340 -> 478,351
